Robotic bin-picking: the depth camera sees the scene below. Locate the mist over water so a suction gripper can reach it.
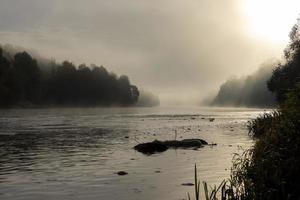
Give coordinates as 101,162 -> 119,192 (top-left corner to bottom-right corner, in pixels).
1,1 -> 299,199
0,0 -> 287,104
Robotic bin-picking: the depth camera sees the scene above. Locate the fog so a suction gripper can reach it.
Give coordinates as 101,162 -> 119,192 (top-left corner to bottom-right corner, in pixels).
135,90 -> 160,107
209,62 -> 277,107
0,0 -> 289,105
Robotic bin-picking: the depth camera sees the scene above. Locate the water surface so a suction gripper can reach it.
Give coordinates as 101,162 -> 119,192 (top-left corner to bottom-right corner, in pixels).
0,106 -> 264,200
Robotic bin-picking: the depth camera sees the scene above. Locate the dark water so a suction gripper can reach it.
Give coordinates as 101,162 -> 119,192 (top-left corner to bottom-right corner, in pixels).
0,106 -> 264,200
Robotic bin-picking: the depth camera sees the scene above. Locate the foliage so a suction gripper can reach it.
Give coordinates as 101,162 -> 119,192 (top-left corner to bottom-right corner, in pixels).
247,111 -> 281,138
212,63 -> 276,108
193,21 -> 300,200
268,24 -> 300,103
188,164 -> 249,200
231,22 -> 300,200
0,46 -> 139,107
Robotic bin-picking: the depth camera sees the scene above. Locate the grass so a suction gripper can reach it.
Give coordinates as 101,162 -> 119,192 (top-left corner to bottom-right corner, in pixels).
247,111 -> 280,138
185,104 -> 300,200
187,164 -> 243,200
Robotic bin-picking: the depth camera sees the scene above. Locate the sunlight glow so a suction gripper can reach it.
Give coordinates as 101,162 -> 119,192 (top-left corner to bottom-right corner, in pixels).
241,0 -> 300,43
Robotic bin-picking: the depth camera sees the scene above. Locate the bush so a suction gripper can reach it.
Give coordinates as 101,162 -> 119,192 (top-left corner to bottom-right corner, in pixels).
231,83 -> 300,200
228,22 -> 300,200
247,111 -> 281,138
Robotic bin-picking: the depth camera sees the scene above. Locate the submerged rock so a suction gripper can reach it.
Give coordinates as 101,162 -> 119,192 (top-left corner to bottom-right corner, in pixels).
134,140 -> 168,154
182,183 -> 195,186
134,139 -> 208,154
163,139 -> 206,148
117,171 -> 128,176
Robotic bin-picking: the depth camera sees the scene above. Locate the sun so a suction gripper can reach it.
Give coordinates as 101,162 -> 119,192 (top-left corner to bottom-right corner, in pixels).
241,0 -> 300,43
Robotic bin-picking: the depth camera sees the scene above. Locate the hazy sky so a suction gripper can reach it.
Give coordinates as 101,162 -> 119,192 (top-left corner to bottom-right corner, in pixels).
0,0 -> 299,104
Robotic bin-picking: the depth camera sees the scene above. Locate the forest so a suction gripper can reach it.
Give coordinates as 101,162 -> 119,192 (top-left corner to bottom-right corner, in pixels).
213,23 -> 300,200
211,63 -> 276,108
0,45 -> 139,108
189,22 -> 300,200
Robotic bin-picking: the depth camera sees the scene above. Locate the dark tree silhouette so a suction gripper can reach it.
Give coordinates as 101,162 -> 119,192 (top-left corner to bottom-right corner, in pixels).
212,63 -> 276,107
0,48 -> 12,106
268,24 -> 300,103
13,52 -> 41,104
0,46 -> 140,108
238,22 -> 300,200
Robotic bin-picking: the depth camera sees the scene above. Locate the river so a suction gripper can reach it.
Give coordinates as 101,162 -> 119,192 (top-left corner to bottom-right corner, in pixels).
0,106 -> 265,200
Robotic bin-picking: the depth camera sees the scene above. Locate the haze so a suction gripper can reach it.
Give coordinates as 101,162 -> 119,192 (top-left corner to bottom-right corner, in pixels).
0,0 -> 299,105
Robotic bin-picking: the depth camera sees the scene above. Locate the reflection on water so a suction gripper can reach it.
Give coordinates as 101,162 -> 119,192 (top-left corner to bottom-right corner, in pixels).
0,106 -> 264,200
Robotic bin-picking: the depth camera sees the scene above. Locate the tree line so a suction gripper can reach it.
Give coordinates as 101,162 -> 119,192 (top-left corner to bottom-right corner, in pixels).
225,23 -> 300,200
0,47 -> 139,108
211,63 -> 276,108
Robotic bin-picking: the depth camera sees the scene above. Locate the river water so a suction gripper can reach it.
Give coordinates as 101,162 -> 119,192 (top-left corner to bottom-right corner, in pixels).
0,106 -> 264,200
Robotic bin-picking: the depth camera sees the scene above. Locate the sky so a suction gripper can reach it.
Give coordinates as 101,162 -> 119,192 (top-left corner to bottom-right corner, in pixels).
0,0 -> 299,105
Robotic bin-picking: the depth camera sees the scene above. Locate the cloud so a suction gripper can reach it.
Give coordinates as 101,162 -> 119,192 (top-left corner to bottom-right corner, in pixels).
0,0 -> 286,104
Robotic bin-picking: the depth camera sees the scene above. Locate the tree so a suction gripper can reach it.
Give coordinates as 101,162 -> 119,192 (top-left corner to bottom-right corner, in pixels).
268,24 -> 300,103
0,46 -> 140,107
0,47 -> 12,106
13,51 -> 41,104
